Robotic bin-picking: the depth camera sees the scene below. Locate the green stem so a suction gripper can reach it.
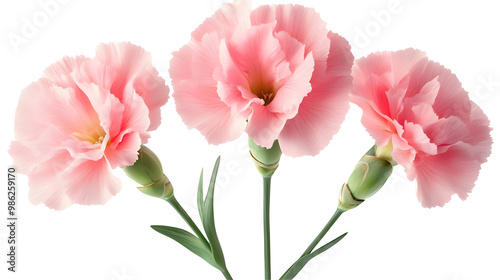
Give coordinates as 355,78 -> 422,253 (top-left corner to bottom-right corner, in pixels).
221,269 -> 233,280
166,195 -> 211,249
263,176 -> 272,280
301,207 -> 344,257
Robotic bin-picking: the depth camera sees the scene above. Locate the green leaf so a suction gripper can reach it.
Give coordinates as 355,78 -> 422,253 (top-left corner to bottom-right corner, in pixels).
151,225 -> 220,269
202,156 -> 227,269
280,233 -> 348,280
197,168 -> 204,221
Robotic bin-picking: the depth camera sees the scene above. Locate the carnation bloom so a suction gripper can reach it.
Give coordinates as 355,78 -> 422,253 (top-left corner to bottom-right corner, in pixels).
170,0 -> 353,156
10,42 -> 169,210
351,48 -> 492,207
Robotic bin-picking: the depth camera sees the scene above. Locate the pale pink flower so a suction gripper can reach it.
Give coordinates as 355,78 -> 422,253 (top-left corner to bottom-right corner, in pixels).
170,0 -> 353,156
351,48 -> 492,207
10,42 -> 169,210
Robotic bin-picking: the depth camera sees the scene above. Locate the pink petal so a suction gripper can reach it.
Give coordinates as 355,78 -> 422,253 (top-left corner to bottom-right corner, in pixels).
216,37 -> 256,112
406,103 -> 439,127
402,121 -> 437,155
268,52 -> 314,115
75,82 -> 125,143
351,96 -> 395,147
278,79 -> 350,157
193,32 -> 226,87
352,49 -> 427,117
464,103 -> 493,162
27,150 -> 73,210
132,68 -> 169,131
173,83 -> 247,144
73,82 -> 147,167
169,43 -> 194,86
191,0 -> 251,42
252,4 -> 331,73
94,42 -> 169,131
414,143 -> 483,207
14,79 -> 98,143
417,61 -> 472,120
64,158 -> 122,206
43,55 -> 88,89
424,116 -> 467,149
246,103 -> 288,148
105,131 -> 141,169
390,133 -> 416,178
224,22 -> 288,96
275,31 -> 307,73
277,32 -> 353,157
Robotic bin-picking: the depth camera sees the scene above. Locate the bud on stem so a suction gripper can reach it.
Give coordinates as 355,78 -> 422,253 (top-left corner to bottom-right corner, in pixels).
338,143 -> 394,211
123,145 -> 174,200
249,138 -> 282,178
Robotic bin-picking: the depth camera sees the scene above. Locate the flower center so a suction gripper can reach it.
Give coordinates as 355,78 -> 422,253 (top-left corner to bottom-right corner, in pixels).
250,81 -> 276,106
72,126 -> 106,145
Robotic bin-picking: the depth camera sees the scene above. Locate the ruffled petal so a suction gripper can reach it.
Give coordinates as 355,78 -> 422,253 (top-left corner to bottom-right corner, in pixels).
278,32 -> 353,157
246,103 -> 288,148
414,143 -> 483,207
464,103 -> 493,162
105,131 -> 141,169
254,4 -> 331,73
94,42 -> 169,131
278,79 -> 350,157
27,150 -> 73,210
351,96 -> 395,147
268,52 -> 314,115
173,83 -> 247,144
402,121 -> 437,155
191,0 -> 251,42
42,55 -> 88,89
64,158 -> 122,206
14,79 -> 97,143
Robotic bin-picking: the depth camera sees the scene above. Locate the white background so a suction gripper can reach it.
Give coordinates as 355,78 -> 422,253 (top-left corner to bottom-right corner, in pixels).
1,0 -> 499,279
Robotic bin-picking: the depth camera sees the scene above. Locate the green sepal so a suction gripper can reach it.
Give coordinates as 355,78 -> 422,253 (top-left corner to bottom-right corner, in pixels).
280,233 -> 348,280
201,156 -> 228,270
150,225 -> 220,269
347,155 -> 393,200
249,138 -> 282,178
136,175 -> 173,199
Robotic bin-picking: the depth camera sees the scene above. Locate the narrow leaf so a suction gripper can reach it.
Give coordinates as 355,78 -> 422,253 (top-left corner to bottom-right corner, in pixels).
280,233 -> 348,280
151,225 -> 220,269
202,156 -> 227,269
197,168 -> 204,221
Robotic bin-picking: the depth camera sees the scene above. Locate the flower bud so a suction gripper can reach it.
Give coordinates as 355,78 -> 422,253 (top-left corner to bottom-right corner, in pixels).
123,145 -> 173,199
338,146 -> 393,211
249,138 -> 282,178
136,174 -> 173,200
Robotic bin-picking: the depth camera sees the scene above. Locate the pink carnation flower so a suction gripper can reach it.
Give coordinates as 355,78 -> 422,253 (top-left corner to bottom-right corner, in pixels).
170,0 -> 353,156
10,42 -> 169,210
351,48 -> 492,207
